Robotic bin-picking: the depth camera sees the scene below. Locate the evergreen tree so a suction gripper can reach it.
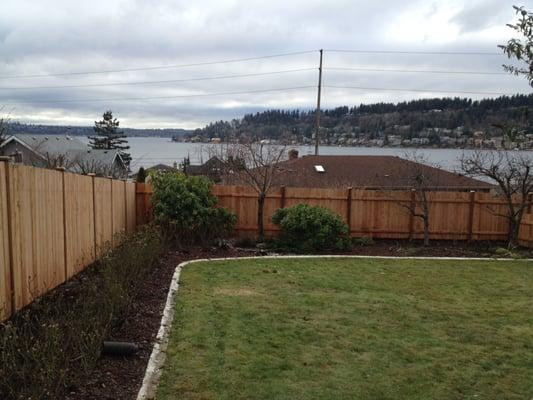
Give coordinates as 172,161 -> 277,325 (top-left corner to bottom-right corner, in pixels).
88,110 -> 131,167
136,166 -> 147,183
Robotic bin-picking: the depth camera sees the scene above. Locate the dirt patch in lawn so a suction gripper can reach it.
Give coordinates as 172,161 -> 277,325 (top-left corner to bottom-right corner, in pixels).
64,246 -> 256,400
214,287 -> 263,296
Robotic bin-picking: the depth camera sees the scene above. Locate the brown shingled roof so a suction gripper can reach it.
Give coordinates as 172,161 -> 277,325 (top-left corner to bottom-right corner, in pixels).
263,155 -> 492,190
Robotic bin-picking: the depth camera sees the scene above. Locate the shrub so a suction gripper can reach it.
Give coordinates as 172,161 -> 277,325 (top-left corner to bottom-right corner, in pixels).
271,204 -> 352,252
150,172 -> 236,244
0,225 -> 166,400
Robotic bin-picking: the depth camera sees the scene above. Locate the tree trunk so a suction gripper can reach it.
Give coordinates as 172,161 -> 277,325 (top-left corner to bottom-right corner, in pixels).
507,217 -> 520,249
423,216 -> 430,246
257,193 -> 266,241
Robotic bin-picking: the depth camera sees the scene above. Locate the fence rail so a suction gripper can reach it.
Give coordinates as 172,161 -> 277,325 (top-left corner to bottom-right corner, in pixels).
0,160 -> 138,321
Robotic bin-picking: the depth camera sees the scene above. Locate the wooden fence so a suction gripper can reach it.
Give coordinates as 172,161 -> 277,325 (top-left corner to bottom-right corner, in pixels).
0,160 -> 138,321
134,183 -> 533,246
209,185 -> 533,246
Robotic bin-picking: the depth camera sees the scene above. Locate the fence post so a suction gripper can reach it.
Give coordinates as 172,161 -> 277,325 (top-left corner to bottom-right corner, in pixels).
467,190 -> 476,241
280,186 -> 286,209
347,187 -> 353,235
136,182 -> 144,225
88,173 -> 97,259
408,189 -> 416,240
123,180 -> 128,234
56,167 -> 68,280
528,193 -> 532,214
0,157 -> 14,318
109,176 -> 114,245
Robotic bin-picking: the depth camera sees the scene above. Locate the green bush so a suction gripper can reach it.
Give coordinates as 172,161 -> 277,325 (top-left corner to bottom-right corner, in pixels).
0,225 -> 165,400
150,172 -> 236,244
271,204 -> 352,252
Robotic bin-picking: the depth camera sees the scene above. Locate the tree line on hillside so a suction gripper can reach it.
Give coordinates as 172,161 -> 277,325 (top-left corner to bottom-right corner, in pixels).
186,94 -> 533,145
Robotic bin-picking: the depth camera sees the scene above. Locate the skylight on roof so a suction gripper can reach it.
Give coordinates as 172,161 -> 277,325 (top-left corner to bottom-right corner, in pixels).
314,165 -> 325,173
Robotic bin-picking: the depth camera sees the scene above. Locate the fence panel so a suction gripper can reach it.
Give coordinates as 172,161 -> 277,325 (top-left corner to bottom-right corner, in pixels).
213,185 -> 260,234
64,172 -> 95,278
351,190 -> 411,238
94,177 -> 113,256
7,165 -> 65,311
472,193 -> 508,241
423,191 -> 472,240
126,182 -> 137,233
519,213 -> 533,247
112,180 -> 126,237
0,161 -> 11,320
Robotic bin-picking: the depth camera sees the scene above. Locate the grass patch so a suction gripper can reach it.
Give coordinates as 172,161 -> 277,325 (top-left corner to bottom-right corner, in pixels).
157,257 -> 533,400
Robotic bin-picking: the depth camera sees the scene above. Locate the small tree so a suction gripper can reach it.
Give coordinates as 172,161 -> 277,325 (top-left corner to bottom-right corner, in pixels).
75,157 -> 124,178
499,6 -> 533,87
460,150 -> 533,248
384,153 -> 440,246
88,111 -> 131,168
210,136 -> 287,241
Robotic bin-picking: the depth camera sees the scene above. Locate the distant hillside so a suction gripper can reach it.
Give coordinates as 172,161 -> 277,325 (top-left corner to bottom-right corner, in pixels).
6,122 -> 191,138
186,94 -> 533,148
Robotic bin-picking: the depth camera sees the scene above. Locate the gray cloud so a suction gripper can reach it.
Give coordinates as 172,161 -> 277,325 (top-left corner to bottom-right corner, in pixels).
0,0 -> 531,128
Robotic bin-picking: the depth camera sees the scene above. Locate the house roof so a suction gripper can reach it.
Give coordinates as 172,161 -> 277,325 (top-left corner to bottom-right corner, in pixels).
3,134 -> 87,155
2,134 -> 126,172
226,155 -> 493,191
74,148 -> 122,165
147,163 -> 178,172
186,156 -> 224,176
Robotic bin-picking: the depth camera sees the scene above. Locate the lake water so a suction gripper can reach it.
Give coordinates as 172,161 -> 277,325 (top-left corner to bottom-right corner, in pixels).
83,137 -> 533,173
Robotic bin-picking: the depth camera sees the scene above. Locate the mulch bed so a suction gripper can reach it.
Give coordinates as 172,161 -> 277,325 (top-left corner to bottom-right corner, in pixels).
64,240 -> 531,400
64,246 -> 256,400
335,239 -> 533,258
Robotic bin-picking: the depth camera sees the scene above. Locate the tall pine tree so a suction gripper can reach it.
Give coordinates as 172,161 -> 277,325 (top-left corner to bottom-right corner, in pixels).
88,110 -> 131,167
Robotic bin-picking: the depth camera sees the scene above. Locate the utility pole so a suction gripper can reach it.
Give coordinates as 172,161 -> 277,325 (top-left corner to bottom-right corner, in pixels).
314,49 -> 323,156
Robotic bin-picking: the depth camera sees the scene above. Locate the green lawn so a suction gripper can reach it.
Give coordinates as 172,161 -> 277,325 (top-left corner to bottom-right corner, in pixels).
157,257 -> 533,400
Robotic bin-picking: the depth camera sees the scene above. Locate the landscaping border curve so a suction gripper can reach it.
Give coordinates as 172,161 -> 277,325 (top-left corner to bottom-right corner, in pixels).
136,254 -> 533,400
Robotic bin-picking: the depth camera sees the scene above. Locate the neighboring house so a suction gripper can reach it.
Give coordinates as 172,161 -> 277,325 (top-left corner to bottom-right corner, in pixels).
222,153 -> 493,191
0,134 -> 128,177
74,148 -> 128,178
185,156 -> 225,182
131,163 -> 179,180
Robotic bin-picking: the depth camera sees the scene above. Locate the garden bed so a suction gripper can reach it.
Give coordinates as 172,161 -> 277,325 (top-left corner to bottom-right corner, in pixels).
64,246 -> 255,400
330,239 -> 533,258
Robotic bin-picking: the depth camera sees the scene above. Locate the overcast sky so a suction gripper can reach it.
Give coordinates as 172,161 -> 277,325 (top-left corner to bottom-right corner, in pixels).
0,0 -> 532,129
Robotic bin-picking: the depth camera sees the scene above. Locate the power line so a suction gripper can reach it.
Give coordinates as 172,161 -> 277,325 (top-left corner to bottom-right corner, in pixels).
325,49 -> 502,56
324,85 -> 513,96
0,50 -> 318,80
326,66 -> 508,76
2,85 -> 316,104
0,68 -> 317,90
